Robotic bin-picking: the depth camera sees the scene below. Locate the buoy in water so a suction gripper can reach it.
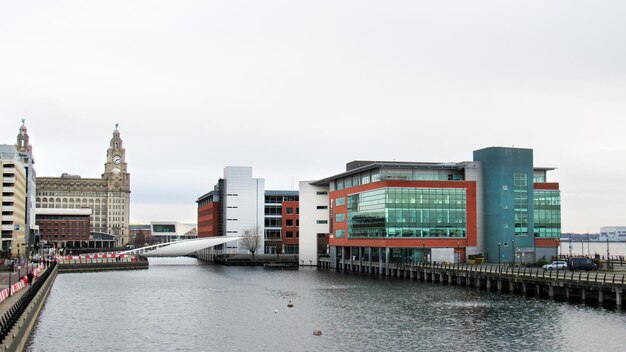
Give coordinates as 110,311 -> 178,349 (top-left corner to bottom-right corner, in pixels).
274,310 -> 278,314
313,329 -> 322,336
287,300 -> 294,308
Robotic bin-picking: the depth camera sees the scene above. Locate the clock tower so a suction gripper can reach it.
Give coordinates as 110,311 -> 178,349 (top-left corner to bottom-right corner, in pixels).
103,124 -> 131,246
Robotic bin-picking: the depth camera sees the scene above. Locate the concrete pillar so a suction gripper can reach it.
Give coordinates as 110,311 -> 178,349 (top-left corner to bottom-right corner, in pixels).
358,247 -> 363,273
410,269 -> 414,280
509,281 -> 514,293
497,279 -> 502,292
367,247 -> 372,274
476,277 -> 481,288
598,290 -> 604,304
565,287 -> 570,301
486,279 -> 491,290
349,247 -> 354,272
549,285 -> 554,299
535,284 -> 541,297
581,289 -> 586,302
457,276 -> 461,286
379,250 -> 383,276
448,274 -> 453,284
416,270 -> 421,281
616,289 -> 622,309
385,248 -> 390,276
522,282 -> 527,295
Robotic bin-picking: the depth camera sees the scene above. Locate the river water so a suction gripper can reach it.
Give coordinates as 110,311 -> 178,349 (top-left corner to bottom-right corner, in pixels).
27,258 -> 626,352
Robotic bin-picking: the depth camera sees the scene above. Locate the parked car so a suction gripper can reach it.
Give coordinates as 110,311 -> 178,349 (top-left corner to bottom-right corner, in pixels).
542,261 -> 567,271
567,257 -> 597,271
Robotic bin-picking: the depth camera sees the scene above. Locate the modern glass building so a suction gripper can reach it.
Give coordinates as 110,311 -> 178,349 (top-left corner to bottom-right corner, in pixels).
301,147 -> 560,267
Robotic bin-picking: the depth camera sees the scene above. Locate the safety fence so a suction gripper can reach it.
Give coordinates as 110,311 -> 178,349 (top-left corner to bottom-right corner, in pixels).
56,253 -> 144,264
0,262 -> 57,343
0,265 -> 45,305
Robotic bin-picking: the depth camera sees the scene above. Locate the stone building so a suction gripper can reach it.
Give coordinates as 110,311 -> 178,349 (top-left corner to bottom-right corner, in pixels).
35,125 -> 131,246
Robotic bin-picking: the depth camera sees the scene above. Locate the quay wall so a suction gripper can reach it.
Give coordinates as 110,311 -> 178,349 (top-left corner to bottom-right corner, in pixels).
1,265 -> 58,351
57,261 -> 148,273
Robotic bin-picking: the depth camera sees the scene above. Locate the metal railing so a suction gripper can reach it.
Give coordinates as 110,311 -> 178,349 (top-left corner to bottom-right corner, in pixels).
355,261 -> 626,285
0,262 -> 57,343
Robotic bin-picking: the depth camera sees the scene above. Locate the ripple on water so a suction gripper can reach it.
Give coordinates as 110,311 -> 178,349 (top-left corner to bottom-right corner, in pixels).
25,265 -> 626,352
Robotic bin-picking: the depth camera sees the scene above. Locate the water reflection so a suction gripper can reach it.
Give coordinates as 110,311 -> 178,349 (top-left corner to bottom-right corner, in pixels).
27,257 -> 626,351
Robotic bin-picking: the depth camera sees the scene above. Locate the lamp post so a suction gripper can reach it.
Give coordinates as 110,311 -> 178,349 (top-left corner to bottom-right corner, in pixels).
457,241 -> 460,264
497,241 -> 501,272
512,239 -> 516,266
17,244 -> 21,279
606,236 -> 610,270
7,246 -> 12,297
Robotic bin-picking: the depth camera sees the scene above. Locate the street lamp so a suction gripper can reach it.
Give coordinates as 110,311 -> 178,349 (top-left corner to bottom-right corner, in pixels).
512,239 -> 516,266
7,246 -> 12,297
497,241 -> 501,271
606,236 -> 610,271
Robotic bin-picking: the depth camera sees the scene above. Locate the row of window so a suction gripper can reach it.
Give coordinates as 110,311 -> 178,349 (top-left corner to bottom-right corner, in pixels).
345,187 -> 468,239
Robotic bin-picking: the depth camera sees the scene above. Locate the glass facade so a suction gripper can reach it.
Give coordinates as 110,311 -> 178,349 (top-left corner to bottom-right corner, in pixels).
534,190 -> 561,238
347,187 -> 467,238
514,173 -> 529,236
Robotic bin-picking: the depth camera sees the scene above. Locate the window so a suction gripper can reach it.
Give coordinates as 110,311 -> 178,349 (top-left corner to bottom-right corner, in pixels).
317,205 -> 328,210
316,191 -> 328,195
286,231 -> 294,238
286,219 -> 293,226
335,197 -> 345,206
286,207 -> 294,214
316,220 -> 328,224
336,213 -> 345,222
336,229 -> 345,238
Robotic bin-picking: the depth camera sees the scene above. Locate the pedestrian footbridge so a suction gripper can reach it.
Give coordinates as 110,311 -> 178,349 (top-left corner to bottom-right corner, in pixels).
120,237 -> 242,258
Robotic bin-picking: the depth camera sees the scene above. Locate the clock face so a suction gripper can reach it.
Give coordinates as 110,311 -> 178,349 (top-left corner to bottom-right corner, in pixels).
113,155 -> 122,165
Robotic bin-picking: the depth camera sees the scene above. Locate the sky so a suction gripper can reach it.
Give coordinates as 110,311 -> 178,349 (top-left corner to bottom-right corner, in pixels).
1,1 -> 625,232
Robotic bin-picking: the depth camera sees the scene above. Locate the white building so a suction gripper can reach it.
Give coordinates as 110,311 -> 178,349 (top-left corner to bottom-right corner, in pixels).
0,145 -> 27,255
600,227 -> 626,242
150,221 -> 197,243
222,167 -> 265,254
297,181 -> 329,266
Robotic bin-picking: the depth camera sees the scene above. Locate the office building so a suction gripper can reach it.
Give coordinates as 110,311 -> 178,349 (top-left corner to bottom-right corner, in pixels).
298,147 -> 560,267
196,167 -> 300,255
0,145 -> 28,256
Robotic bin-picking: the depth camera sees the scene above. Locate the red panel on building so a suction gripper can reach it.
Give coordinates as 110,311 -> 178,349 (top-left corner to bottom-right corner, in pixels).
198,201 -> 220,238
281,201 -> 300,246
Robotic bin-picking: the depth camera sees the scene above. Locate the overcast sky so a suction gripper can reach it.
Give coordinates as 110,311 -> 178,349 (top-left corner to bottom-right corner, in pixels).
1,1 -> 625,232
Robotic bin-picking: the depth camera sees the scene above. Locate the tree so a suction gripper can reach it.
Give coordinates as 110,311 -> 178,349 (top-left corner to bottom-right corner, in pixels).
134,230 -> 146,248
240,226 -> 261,259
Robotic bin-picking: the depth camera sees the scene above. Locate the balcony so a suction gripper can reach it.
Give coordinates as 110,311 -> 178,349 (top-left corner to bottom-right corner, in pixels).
1,224 -> 14,231
2,205 -> 14,212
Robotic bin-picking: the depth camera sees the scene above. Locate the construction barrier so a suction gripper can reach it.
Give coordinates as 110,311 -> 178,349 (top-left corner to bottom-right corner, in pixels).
0,265 -> 45,305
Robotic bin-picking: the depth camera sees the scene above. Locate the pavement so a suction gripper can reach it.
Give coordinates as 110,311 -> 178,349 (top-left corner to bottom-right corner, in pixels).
0,264 -> 51,317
